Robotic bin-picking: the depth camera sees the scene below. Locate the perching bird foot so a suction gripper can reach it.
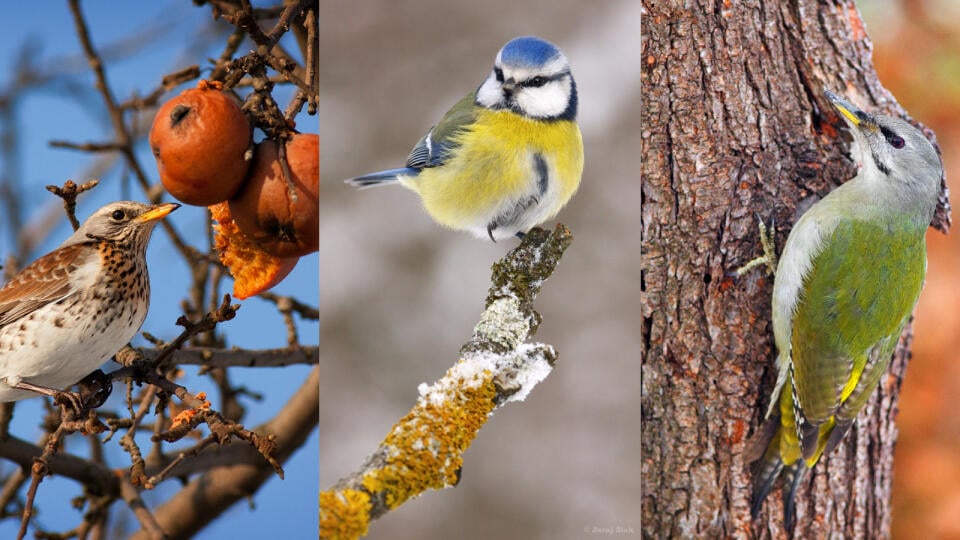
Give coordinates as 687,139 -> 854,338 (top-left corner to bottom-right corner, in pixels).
735,215 -> 778,277
77,369 -> 113,409
51,390 -> 86,417
6,378 -> 84,415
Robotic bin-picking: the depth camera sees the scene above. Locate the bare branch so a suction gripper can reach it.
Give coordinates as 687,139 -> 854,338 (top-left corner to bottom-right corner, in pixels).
257,291 -> 318,320
130,365 -> 318,539
48,140 -> 125,153
67,0 -> 199,266
0,3 -> 318,537
132,345 -> 317,368
119,478 -> 164,539
118,65 -> 201,112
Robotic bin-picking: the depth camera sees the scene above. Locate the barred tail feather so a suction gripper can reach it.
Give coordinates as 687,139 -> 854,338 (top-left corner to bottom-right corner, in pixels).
748,416 -> 784,518
748,413 -> 809,531
781,463 -> 807,534
751,455 -> 784,519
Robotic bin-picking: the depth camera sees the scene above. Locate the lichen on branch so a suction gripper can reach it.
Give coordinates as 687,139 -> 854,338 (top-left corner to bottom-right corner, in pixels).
320,224 -> 572,539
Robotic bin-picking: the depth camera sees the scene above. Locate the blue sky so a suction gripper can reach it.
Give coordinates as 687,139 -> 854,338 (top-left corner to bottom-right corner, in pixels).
0,2 -> 317,538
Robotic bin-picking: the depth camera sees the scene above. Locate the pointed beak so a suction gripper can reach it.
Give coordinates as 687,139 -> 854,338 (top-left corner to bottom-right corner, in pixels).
502,80 -> 517,96
137,202 -> 180,223
824,89 -> 877,132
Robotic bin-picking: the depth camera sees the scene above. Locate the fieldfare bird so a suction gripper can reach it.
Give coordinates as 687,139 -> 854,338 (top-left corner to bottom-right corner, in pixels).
0,201 -> 178,405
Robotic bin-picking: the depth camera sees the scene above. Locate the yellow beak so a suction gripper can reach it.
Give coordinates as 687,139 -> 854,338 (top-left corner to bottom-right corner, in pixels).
824,89 -> 866,128
137,202 -> 180,222
824,89 -> 886,139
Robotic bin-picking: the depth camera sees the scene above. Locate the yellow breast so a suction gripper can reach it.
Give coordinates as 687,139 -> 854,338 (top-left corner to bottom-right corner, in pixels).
403,109 -> 584,234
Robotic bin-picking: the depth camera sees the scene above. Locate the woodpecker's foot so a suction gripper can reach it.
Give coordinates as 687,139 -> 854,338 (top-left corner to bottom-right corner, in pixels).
734,215 -> 778,277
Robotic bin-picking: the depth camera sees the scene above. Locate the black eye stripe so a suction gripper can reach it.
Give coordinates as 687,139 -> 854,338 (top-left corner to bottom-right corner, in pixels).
525,76 -> 547,88
879,125 -> 906,149
518,71 -> 568,88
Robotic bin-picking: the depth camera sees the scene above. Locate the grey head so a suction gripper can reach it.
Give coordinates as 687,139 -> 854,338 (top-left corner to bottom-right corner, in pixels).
825,89 -> 942,216
63,201 -> 180,252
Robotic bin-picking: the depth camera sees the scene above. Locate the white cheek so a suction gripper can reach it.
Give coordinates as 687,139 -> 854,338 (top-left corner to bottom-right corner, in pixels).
476,74 -> 502,108
516,79 -> 569,118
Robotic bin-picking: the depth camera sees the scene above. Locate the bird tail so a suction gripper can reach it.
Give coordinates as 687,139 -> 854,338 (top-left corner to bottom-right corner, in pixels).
747,413 -> 806,533
747,416 -> 783,518
781,462 -> 807,533
344,167 -> 419,189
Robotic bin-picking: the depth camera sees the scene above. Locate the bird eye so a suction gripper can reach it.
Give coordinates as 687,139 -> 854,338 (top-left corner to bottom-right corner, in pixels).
494,67 -> 504,82
111,209 -> 126,221
527,76 -> 547,88
889,136 -> 905,149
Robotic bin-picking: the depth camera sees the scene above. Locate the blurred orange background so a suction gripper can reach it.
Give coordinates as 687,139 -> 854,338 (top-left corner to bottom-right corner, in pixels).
861,0 -> 960,537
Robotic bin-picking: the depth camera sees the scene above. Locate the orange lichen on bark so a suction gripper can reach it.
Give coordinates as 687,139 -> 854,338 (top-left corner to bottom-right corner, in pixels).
319,489 -> 372,540
171,408 -> 198,427
170,392 -> 211,427
209,202 -> 298,299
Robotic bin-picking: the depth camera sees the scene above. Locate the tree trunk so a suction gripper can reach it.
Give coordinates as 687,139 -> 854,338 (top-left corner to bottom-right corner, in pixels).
641,1 -> 947,538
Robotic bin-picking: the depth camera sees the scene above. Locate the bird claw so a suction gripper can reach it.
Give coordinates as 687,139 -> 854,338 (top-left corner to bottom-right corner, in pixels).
734,216 -> 778,277
487,223 -> 498,242
52,390 -> 85,416
77,369 -> 113,409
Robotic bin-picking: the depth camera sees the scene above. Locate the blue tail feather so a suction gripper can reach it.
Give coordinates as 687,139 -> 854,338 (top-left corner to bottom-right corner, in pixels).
345,167 -> 419,189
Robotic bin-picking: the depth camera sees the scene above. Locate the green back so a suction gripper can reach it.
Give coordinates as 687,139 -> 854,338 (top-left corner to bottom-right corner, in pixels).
790,216 -> 926,427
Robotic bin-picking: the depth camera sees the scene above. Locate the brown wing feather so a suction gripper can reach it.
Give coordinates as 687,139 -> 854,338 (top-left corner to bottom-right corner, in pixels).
0,242 -> 97,327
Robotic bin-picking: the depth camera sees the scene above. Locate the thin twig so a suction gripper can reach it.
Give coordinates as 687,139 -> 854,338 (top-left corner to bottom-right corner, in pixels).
48,140 -> 126,152
119,386 -> 159,487
67,0 -> 197,266
45,179 -> 99,231
258,291 -> 318,319
133,345 -> 317,367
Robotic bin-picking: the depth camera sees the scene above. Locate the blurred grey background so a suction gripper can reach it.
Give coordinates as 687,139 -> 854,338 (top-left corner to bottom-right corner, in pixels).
319,1 -> 641,538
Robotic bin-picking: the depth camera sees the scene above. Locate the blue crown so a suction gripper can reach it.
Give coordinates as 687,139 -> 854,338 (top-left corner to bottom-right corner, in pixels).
499,36 -> 561,68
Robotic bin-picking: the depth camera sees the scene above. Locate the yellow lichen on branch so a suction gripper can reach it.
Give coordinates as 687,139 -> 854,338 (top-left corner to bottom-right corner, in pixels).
319,489 -> 371,540
320,225 -> 571,539
364,365 -> 498,506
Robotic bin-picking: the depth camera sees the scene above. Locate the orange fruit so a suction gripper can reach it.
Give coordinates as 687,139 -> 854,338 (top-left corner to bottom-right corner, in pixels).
229,133 -> 318,257
210,202 -> 299,299
151,80 -> 252,206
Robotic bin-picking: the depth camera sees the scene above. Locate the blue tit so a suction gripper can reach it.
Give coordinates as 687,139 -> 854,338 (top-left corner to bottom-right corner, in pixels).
346,36 -> 584,241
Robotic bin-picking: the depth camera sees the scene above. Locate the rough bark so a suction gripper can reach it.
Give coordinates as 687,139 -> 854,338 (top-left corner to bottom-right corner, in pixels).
641,1 -> 947,538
